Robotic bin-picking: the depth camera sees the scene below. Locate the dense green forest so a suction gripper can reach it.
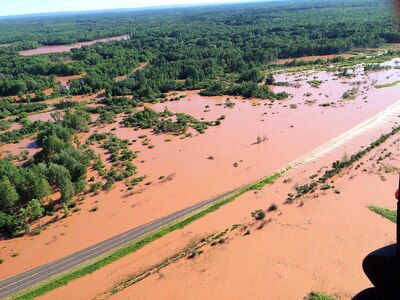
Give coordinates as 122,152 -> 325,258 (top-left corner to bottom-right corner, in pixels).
0,0 -> 398,237
0,0 -> 397,100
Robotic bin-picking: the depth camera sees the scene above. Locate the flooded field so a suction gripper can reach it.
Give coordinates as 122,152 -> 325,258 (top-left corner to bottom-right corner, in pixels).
108,140 -> 399,300
18,35 -> 129,56
1,56 -> 400,282
40,95 -> 400,300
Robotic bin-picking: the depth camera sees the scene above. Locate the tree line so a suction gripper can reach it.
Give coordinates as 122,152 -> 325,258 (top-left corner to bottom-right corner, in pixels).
0,0 -> 397,99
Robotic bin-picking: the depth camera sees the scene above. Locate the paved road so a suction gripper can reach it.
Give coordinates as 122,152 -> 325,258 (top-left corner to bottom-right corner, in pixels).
0,189 -> 236,298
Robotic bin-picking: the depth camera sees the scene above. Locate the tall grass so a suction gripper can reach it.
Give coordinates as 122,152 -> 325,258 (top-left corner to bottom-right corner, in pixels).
368,205 -> 396,223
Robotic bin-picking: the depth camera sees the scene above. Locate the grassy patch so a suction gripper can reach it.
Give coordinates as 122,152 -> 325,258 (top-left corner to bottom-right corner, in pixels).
246,173 -> 281,191
305,291 -> 335,300
367,205 -> 396,223
14,173 -> 282,300
375,80 -> 400,89
307,80 -> 323,88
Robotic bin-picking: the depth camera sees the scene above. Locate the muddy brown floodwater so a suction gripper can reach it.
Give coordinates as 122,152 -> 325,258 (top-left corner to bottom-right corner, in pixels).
56,74 -> 84,87
109,145 -> 399,300
18,35 -> 129,56
40,101 -> 400,300
274,53 -> 355,64
1,58 -> 400,295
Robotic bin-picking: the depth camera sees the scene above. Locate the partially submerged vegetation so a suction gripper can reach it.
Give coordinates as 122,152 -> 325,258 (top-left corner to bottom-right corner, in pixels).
200,81 -> 289,100
86,133 -> 137,190
342,88 -> 359,100
0,0 -> 397,101
0,100 -> 48,119
0,88 -> 228,237
368,205 -> 397,223
122,107 -> 222,135
0,120 -> 44,144
287,125 -> 400,201
268,50 -> 400,74
319,126 -> 400,183
305,291 -> 335,300
375,80 -> 400,89
0,109 -> 91,237
307,80 -> 323,88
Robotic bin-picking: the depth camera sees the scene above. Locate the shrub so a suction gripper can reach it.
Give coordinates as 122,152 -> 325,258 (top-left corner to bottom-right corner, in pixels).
187,249 -> 198,259
295,182 -> 318,197
62,203 -> 69,218
342,87 -> 358,99
267,203 -> 278,212
31,228 -> 41,236
89,182 -> 102,193
130,176 -> 146,187
307,80 -> 322,88
251,209 -> 266,220
305,291 -> 334,300
68,201 -> 77,208
103,178 -> 115,190
20,199 -> 44,222
320,184 -> 332,190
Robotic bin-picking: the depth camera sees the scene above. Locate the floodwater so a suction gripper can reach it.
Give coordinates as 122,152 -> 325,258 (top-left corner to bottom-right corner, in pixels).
0,138 -> 38,160
28,110 -> 56,122
1,58 -> 400,283
110,140 -> 398,300
56,74 -> 84,87
56,62 -> 147,86
275,53 -> 354,64
41,109 -> 400,300
19,35 -> 129,56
